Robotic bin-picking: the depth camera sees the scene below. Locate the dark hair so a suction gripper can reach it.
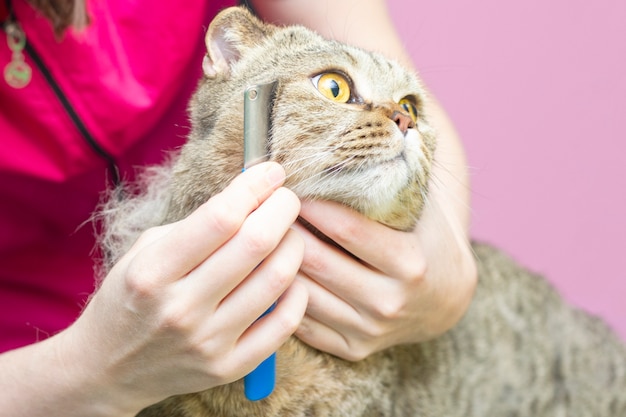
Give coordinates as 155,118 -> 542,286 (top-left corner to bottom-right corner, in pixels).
27,0 -> 88,36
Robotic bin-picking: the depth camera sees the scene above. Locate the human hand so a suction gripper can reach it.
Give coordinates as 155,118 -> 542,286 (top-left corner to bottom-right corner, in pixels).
60,162 -> 308,414
293,194 -> 477,362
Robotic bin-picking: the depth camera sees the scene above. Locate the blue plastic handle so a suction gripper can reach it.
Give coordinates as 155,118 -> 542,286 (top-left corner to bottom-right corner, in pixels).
244,351 -> 276,401
243,303 -> 276,401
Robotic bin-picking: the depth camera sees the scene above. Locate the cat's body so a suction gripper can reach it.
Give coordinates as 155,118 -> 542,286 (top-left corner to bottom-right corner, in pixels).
138,244 -> 626,417
99,7 -> 626,417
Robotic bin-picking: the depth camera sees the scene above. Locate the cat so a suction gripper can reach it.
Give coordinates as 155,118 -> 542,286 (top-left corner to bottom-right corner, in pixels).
98,6 -> 626,417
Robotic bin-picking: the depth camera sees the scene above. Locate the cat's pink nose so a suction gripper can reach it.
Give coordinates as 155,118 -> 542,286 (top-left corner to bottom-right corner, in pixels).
391,110 -> 415,134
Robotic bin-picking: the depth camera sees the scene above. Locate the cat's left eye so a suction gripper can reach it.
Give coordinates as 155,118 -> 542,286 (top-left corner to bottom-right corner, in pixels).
399,97 -> 419,124
312,72 -> 351,103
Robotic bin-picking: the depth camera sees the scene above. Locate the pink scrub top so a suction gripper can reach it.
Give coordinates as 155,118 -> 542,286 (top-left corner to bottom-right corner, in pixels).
0,0 -> 234,352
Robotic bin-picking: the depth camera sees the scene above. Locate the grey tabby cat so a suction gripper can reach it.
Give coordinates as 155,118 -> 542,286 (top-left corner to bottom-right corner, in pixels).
99,6 -> 626,417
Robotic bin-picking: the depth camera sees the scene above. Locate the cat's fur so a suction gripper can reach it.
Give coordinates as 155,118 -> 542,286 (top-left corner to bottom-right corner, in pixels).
98,7 -> 626,417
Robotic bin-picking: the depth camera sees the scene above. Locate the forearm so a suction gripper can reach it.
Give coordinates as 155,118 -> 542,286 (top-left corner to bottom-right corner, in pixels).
0,332 -> 135,417
250,0 -> 411,64
425,98 -> 472,234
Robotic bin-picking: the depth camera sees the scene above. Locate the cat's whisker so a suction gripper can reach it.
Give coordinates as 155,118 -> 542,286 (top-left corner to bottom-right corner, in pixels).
286,156 -> 341,189
314,157 -> 360,191
416,64 -> 472,76
290,154 -> 358,194
271,144 -> 340,153
420,189 -> 476,265
422,163 -> 475,258
254,146 -> 340,188
429,160 -> 473,215
275,143 -> 349,182
428,173 -> 469,213
431,160 -> 469,188
282,151 -> 334,177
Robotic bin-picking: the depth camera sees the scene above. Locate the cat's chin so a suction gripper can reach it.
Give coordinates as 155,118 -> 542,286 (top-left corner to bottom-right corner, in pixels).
295,167 -> 420,231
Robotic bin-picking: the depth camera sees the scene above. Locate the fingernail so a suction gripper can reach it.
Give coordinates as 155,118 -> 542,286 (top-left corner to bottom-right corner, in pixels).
265,163 -> 286,186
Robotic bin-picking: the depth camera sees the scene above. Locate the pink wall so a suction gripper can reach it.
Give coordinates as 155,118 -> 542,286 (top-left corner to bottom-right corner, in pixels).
389,1 -> 626,339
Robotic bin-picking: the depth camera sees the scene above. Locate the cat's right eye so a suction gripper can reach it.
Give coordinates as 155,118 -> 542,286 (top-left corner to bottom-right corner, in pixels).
311,72 -> 351,103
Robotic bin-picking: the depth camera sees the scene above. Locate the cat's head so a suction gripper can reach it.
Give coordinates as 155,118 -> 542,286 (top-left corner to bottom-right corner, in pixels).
185,6 -> 436,231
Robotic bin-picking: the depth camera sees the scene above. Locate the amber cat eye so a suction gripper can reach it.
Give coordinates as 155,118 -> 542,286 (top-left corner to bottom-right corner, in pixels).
399,97 -> 419,124
312,72 -> 351,103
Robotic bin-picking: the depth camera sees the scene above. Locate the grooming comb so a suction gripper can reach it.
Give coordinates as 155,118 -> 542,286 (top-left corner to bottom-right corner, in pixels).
242,80 -> 278,401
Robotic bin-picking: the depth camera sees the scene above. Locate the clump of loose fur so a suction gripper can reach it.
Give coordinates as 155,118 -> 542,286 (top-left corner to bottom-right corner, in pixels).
96,161 -> 174,276
96,7 -> 626,417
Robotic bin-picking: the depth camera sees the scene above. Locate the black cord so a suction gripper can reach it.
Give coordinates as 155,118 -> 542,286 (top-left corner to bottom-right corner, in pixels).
1,0 -> 121,187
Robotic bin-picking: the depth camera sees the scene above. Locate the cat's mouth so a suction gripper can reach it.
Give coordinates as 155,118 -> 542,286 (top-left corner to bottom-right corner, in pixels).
378,150 -> 408,168
393,151 -> 408,163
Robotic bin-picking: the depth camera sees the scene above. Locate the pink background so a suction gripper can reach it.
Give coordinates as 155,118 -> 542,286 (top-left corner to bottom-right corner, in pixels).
389,1 -> 626,339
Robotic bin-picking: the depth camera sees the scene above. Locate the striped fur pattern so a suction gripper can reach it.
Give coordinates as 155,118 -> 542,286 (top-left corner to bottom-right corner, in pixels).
96,7 -> 626,416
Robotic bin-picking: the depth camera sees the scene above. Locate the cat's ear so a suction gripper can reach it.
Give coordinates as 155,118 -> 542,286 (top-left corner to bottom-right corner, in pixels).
202,7 -> 274,78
